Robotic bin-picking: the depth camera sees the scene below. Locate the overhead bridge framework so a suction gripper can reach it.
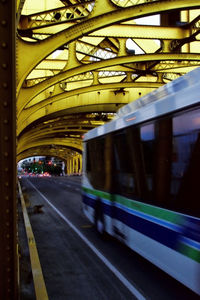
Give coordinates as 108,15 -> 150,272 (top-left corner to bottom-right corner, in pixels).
0,0 -> 200,298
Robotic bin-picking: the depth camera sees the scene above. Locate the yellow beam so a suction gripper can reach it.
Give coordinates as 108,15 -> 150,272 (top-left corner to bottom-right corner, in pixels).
16,0 -> 200,92
17,82 -> 163,134
17,146 -> 77,163
18,2 -> 92,30
20,81 -> 162,112
17,137 -> 83,155
90,24 -> 188,40
17,53 -> 200,115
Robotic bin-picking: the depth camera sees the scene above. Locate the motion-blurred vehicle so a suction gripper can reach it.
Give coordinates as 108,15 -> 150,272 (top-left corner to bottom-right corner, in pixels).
82,67 -> 200,295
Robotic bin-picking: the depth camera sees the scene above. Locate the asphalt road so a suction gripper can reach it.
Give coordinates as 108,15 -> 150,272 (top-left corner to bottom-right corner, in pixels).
19,176 -> 199,300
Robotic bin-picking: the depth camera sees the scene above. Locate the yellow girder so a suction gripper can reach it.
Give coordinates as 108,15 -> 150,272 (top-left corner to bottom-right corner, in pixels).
17,137 -> 83,155
16,0 -> 200,93
15,0 -> 200,162
17,146 -> 79,163
17,81 -> 166,135
17,113 -> 110,155
17,113 -> 110,141
23,81 -> 163,110
18,129 -> 82,143
17,122 -> 86,144
90,24 -> 189,40
17,52 -> 200,116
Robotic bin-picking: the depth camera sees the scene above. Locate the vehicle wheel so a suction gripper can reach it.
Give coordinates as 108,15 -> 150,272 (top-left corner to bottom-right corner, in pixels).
96,218 -> 104,235
95,199 -> 105,237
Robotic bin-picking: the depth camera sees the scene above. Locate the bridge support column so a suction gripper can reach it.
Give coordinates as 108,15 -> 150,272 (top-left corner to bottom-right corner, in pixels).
72,157 -> 76,174
79,155 -> 82,174
70,158 -> 73,175
71,157 -> 74,174
66,159 -> 69,175
0,0 -> 18,299
76,157 -> 79,174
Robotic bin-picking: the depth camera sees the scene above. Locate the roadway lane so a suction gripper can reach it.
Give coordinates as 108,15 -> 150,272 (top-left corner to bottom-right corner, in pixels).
20,176 -> 199,300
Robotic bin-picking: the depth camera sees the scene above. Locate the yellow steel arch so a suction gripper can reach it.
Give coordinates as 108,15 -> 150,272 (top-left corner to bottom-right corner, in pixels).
17,112 -> 111,157
17,147 -> 81,171
18,137 -> 83,154
16,0 -> 200,92
16,0 -> 200,165
17,146 -> 82,175
18,81 -> 163,124
17,148 -> 71,163
17,52 -> 200,116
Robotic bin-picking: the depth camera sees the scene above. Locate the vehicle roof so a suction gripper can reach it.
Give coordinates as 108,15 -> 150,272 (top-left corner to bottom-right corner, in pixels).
84,67 -> 200,142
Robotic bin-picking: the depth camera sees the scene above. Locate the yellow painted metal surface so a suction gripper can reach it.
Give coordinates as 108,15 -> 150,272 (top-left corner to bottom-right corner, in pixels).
17,1 -> 200,91
16,0 -> 200,166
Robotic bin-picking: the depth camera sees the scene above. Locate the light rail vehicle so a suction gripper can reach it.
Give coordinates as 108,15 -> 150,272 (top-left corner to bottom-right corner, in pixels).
82,67 -> 200,295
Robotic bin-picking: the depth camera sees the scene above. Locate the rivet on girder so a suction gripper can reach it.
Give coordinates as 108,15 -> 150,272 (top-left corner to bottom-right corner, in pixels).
1,20 -> 7,26
3,101 -> 8,107
4,136 -> 8,141
2,63 -> 7,69
2,82 -> 8,88
5,182 -> 9,187
5,167 -> 9,172
5,195 -> 9,200
3,119 -> 8,124
1,42 -> 7,48
4,152 -> 8,157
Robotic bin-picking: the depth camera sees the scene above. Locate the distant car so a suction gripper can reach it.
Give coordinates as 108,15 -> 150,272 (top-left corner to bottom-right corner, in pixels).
43,172 -> 51,177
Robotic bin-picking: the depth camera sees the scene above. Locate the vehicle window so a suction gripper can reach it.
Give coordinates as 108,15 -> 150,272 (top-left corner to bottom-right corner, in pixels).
86,137 -> 106,190
85,106 -> 200,217
172,108 -> 200,217
140,123 -> 155,198
113,130 -> 136,198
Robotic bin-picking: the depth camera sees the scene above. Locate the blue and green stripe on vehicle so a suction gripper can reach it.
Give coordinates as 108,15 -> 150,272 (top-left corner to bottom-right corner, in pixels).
82,186 -> 200,263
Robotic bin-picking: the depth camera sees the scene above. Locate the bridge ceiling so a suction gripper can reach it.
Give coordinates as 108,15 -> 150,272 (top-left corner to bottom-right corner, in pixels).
16,0 -> 200,161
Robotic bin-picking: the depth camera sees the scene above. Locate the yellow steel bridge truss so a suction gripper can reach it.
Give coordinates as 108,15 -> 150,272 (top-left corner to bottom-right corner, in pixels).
16,0 -> 200,172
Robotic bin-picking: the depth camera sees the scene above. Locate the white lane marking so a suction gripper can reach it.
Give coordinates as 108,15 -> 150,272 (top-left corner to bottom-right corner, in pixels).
27,179 -> 146,300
